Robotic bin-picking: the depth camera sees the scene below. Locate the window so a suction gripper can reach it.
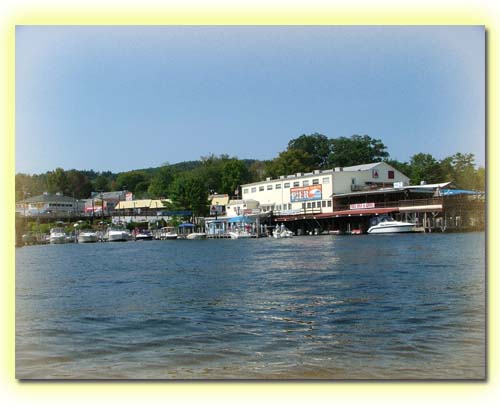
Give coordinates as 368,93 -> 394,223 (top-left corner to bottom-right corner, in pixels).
317,201 -> 322,208
312,179 -> 319,185
322,177 -> 330,184
243,188 -> 248,194
288,203 -> 292,210
307,202 -> 312,208
259,186 -> 264,191
302,203 -> 306,209
276,205 -> 281,211
311,202 -> 316,208
275,184 -> 281,189
267,185 -> 273,190
351,178 -> 356,185
388,170 -> 395,179
303,180 -> 309,187
251,187 -> 257,193
327,200 -> 332,207
322,201 -> 326,207
293,181 -> 300,187
284,182 -> 290,188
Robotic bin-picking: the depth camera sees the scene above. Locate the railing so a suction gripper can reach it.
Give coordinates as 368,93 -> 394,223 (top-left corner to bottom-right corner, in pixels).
332,197 -> 444,212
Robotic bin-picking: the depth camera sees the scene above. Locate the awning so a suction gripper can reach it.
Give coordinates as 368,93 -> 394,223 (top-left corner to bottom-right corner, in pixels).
227,216 -> 248,223
178,223 -> 195,228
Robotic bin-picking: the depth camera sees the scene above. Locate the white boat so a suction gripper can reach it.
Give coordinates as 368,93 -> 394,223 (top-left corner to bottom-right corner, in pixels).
106,226 -> 131,242
186,232 -> 207,240
49,227 -> 67,244
159,226 -> 178,240
273,224 -> 293,239
367,216 -> 417,234
228,229 -> 253,239
135,230 -> 154,241
78,230 -> 98,243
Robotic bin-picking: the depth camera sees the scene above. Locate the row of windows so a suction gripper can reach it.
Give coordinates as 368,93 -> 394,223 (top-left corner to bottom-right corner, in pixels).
244,177 -> 331,194
48,203 -> 73,207
301,200 -> 332,209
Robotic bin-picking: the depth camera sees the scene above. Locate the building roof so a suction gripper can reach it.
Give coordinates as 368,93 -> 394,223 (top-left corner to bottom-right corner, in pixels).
210,194 -> 229,206
241,162 -> 407,187
22,193 -> 76,204
114,199 -> 171,210
341,163 -> 380,171
90,191 -> 127,199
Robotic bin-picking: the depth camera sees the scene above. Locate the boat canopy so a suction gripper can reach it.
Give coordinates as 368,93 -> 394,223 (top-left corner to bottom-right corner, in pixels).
440,189 -> 484,196
178,222 -> 195,228
227,216 -> 249,223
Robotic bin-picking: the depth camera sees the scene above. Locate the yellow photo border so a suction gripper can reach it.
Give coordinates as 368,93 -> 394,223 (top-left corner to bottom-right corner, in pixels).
1,0 -> 497,406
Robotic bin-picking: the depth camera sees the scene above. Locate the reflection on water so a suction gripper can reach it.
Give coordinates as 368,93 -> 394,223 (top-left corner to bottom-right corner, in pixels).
16,233 -> 485,379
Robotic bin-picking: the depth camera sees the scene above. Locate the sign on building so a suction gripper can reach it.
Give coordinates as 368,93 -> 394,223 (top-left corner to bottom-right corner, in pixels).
290,185 -> 322,202
125,192 -> 133,201
349,202 -> 375,210
210,205 -> 223,215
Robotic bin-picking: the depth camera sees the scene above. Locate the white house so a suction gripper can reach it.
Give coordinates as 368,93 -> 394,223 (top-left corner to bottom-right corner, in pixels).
240,162 -> 410,214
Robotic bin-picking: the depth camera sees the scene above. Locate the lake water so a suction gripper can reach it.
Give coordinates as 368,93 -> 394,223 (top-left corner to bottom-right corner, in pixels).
16,232 -> 485,380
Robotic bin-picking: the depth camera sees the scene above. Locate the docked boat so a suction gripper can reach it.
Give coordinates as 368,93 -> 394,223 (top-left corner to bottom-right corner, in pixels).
273,224 -> 293,239
228,228 -> 253,239
135,229 -> 154,241
367,216 -> 416,234
106,226 -> 132,242
159,226 -> 178,240
78,230 -> 98,243
186,232 -> 207,240
49,227 -> 67,244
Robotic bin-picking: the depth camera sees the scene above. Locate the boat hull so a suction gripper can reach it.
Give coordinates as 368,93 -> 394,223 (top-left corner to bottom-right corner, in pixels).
78,234 -> 98,243
108,232 -> 131,242
186,233 -> 207,240
368,223 -> 416,234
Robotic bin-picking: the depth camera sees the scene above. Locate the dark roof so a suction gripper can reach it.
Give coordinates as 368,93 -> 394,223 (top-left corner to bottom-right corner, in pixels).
22,193 -> 76,204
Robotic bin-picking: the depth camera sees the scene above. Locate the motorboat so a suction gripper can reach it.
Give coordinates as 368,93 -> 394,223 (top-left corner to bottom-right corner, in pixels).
135,230 -> 154,241
78,230 -> 98,243
273,224 -> 293,239
49,227 -> 67,244
228,229 -> 253,239
106,226 -> 132,242
367,216 -> 417,234
186,232 -> 207,240
159,226 -> 178,240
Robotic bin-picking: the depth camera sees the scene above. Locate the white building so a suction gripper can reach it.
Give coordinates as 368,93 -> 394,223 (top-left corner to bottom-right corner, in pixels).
241,162 -> 410,214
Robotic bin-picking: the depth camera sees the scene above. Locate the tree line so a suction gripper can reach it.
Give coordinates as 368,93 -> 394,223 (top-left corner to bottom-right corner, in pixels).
15,133 -> 485,216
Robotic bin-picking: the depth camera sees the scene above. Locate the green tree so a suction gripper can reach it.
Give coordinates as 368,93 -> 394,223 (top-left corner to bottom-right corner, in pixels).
66,169 -> 93,198
114,171 -> 150,196
220,159 -> 250,196
92,174 -> 111,192
264,149 -> 314,178
440,153 -> 479,190
148,164 -> 174,198
47,167 -> 70,195
329,135 -> 389,167
287,133 -> 331,170
408,153 -> 443,185
169,171 -> 209,216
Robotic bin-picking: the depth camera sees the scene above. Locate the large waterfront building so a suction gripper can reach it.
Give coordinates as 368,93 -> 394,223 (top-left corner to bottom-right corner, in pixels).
241,162 -> 410,214
16,192 -> 83,216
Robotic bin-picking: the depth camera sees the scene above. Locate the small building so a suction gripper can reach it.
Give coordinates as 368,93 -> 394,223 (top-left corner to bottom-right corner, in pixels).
16,192 -> 82,216
225,199 -> 260,218
112,198 -> 191,225
84,191 -> 130,215
241,162 -> 409,215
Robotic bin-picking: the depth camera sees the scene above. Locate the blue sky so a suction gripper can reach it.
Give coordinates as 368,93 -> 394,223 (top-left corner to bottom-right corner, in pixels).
15,26 -> 485,174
